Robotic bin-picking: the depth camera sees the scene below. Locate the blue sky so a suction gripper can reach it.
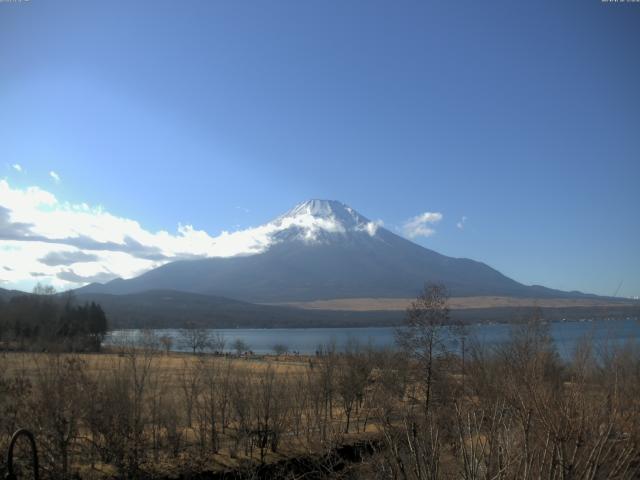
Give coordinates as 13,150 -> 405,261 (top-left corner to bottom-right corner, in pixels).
1,0 -> 639,297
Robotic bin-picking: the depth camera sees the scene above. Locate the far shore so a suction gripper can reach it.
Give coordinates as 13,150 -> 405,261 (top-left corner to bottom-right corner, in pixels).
267,295 -> 639,311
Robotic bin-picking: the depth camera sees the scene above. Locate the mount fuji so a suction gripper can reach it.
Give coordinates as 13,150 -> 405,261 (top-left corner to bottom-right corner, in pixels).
76,199 -> 593,303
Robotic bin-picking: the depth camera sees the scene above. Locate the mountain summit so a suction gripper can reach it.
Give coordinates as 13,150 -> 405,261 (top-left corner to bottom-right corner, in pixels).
76,200 -> 591,302
269,199 -> 382,244
280,199 -> 371,228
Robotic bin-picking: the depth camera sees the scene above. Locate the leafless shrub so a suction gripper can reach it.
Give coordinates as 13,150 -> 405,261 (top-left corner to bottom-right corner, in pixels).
336,341 -> 370,433
82,347 -> 155,478
29,354 -> 86,478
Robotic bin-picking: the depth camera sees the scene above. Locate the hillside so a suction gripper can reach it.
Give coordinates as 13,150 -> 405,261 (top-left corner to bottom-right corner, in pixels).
74,289 -> 402,328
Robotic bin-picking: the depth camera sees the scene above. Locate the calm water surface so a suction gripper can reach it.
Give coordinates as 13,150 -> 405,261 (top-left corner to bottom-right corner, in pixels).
107,318 -> 640,359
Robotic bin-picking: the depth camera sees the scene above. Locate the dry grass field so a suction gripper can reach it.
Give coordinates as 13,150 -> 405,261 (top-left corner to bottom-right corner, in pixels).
0,347 -> 383,479
1,318 -> 640,479
1,350 -> 310,380
273,295 -> 636,311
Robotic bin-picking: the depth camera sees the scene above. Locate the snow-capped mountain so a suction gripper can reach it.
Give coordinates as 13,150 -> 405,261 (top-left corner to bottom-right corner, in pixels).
170,199 -> 382,259
76,200 -> 587,302
269,199 -> 383,243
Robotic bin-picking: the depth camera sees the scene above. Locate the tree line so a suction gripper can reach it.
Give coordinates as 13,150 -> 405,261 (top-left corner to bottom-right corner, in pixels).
0,284 -> 108,352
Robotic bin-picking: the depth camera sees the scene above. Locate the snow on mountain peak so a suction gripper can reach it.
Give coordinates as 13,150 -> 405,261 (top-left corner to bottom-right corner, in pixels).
285,199 -> 362,219
274,199 -> 381,241
178,200 -> 383,260
281,199 -> 367,225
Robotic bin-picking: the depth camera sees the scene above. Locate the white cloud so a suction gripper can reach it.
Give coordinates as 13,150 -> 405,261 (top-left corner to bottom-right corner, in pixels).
457,215 -> 467,230
402,212 -> 443,239
0,180 -> 227,289
358,219 -> 383,236
49,171 -> 61,183
12,164 -> 22,172
0,180 -> 350,290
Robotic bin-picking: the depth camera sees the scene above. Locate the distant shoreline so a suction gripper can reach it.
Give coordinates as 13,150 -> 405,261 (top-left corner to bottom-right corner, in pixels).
268,296 -> 639,311
107,311 -> 639,332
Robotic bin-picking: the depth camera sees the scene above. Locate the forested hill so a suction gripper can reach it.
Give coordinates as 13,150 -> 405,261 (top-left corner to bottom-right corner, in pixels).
73,289 -> 402,328
76,289 -> 639,329
0,289 -> 108,351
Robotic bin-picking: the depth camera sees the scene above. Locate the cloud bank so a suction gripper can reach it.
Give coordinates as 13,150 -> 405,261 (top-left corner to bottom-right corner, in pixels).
0,179 -> 279,290
0,181 -> 384,291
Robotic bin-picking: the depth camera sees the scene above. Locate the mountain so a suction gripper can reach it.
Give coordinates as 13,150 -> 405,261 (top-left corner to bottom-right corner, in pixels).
76,199 -> 596,302
0,287 -> 24,301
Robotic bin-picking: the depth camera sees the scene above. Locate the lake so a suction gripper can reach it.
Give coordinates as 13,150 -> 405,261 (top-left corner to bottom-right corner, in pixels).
106,317 -> 640,359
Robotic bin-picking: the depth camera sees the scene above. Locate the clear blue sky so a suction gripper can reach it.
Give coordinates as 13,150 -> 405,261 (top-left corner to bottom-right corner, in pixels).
1,0 -> 639,297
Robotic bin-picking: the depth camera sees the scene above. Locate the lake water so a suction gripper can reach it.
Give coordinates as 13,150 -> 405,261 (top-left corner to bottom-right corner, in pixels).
106,318 -> 640,359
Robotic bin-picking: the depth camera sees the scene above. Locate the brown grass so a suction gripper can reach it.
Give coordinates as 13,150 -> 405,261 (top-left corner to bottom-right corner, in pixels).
269,295 -> 634,311
1,350 -> 310,383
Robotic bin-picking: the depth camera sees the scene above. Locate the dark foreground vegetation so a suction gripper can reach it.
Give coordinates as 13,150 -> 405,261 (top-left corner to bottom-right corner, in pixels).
0,285 -> 638,479
0,285 -> 108,352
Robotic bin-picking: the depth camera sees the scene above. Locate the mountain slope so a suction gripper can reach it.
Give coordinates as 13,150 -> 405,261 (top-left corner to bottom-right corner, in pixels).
76,200 -> 596,302
0,287 -> 24,301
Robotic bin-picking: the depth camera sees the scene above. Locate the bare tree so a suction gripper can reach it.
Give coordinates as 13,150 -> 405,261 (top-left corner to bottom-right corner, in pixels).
396,283 -> 461,414
336,341 -> 370,433
210,331 -> 226,353
249,366 -> 290,462
30,354 -> 86,478
272,343 -> 288,356
82,347 -> 155,479
233,338 -> 250,356
147,358 -> 168,462
179,358 -> 202,428
195,356 -> 227,453
32,282 -> 57,296
159,335 -> 173,355
180,324 -> 211,355
139,328 -> 160,352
